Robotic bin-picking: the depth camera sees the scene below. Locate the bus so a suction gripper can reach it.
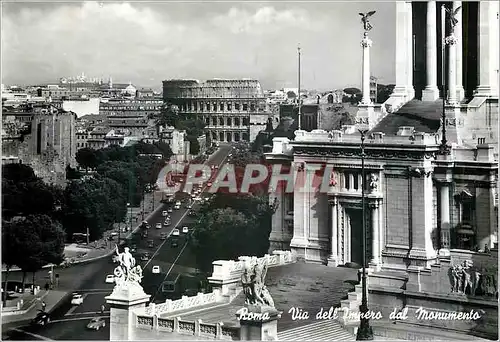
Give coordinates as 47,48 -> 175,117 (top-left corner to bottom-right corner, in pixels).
161,274 -> 181,294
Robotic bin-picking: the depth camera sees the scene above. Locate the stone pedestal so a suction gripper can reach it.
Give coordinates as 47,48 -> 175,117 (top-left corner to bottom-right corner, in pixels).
238,305 -> 281,341
105,282 -> 150,341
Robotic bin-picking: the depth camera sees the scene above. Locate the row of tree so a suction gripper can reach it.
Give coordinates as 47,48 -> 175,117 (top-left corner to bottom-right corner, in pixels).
66,142 -> 172,241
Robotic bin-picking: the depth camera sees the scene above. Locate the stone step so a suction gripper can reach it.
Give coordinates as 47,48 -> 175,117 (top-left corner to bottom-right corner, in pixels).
278,319 -> 355,341
348,292 -> 361,302
340,299 -> 358,311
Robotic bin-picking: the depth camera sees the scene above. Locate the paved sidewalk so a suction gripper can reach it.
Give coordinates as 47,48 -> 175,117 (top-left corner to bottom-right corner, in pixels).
1,290 -> 68,325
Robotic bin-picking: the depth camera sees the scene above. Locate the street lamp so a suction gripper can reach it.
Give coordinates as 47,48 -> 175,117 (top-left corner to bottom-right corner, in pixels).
127,202 -> 131,232
356,129 -> 373,341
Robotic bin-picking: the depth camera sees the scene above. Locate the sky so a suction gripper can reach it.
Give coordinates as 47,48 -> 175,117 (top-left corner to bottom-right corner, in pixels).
1,1 -> 396,91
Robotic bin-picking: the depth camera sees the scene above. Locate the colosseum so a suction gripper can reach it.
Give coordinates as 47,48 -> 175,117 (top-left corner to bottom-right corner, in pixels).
162,79 -> 269,143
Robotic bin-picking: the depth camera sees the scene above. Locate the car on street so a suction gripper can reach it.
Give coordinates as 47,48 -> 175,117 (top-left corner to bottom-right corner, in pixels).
155,222 -> 162,229
188,210 -> 196,216
152,266 -> 161,274
141,253 -> 150,261
207,182 -> 212,187
129,244 -> 137,253
182,226 -> 189,234
71,293 -> 84,305
162,210 -> 168,217
167,207 -> 173,213
31,310 -> 51,326
112,255 -> 119,263
147,240 -> 154,248
172,228 -> 180,236
141,220 -> 150,229
160,232 -> 168,240
87,317 -> 106,330
175,201 -> 181,207
164,218 -> 171,225
105,275 -> 115,284
141,231 -> 148,238
174,204 -> 181,210
186,203 -> 192,209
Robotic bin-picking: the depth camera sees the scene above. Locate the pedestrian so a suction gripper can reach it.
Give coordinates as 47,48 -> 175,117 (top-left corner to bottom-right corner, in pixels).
101,304 -> 105,314
41,301 -> 46,312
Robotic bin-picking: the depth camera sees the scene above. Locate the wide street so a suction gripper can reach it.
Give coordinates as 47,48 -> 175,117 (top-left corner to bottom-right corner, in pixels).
2,145 -> 231,341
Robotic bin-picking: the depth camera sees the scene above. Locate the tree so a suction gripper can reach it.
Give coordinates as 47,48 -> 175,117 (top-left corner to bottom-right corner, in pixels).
343,87 -> 362,96
2,219 -> 23,305
156,104 -> 179,128
76,148 -> 101,170
3,215 -> 65,298
2,163 -> 38,183
2,165 -> 63,220
192,194 -> 276,273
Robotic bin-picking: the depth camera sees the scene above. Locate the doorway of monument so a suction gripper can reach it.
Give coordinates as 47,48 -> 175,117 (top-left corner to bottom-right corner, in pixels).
346,208 -> 371,266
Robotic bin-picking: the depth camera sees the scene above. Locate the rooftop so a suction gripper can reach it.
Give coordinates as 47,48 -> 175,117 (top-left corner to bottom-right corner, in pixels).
370,99 -> 442,135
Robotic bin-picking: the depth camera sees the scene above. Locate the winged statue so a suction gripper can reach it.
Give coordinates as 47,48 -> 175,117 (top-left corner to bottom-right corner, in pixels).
359,11 -> 376,31
444,6 -> 461,31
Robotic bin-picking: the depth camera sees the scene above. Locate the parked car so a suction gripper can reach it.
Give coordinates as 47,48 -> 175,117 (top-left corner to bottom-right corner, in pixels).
152,266 -> 161,274
155,222 -> 162,229
162,210 -> 168,217
31,310 -> 51,326
175,201 -> 181,207
167,207 -> 173,213
105,275 -> 115,284
164,219 -> 171,226
174,204 -> 181,210
160,232 -> 168,240
71,293 -> 84,305
87,317 -> 106,330
172,228 -> 180,236
182,226 -> 189,234
147,240 -> 154,248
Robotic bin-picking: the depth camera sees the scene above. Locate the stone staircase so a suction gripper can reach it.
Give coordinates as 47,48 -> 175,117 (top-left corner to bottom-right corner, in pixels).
278,320 -> 355,341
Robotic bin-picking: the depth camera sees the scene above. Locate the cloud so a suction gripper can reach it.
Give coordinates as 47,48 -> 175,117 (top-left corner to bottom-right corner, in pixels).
1,2 -> 395,90
211,6 -> 324,35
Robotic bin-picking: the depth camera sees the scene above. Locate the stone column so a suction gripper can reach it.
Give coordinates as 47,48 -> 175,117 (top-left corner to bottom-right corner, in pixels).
422,0 -> 440,101
361,33 -> 373,105
439,182 -> 451,255
370,202 -> 380,266
106,284 -> 151,341
475,1 -> 499,97
390,1 -> 414,101
453,2 -> 465,101
328,198 -> 338,267
446,33 -> 458,105
406,1 -> 415,100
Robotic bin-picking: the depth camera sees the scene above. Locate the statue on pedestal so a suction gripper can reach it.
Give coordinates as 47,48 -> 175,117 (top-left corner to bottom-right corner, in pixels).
359,11 -> 376,32
241,256 -> 275,308
444,6 -> 461,31
113,245 -> 143,286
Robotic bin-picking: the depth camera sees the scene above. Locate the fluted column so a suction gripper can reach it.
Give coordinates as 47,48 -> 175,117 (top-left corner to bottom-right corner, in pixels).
370,202 -> 380,265
475,1 -> 499,97
328,198 -> 339,267
361,33 -> 373,105
453,2 -> 465,101
422,0 -> 440,101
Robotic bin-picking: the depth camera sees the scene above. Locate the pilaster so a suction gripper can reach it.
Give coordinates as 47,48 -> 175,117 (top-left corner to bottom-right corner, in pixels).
327,197 -> 339,267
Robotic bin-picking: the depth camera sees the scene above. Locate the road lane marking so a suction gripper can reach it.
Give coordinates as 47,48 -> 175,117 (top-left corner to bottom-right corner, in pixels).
143,148 -> 229,270
10,328 -> 53,341
150,149 -> 230,302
